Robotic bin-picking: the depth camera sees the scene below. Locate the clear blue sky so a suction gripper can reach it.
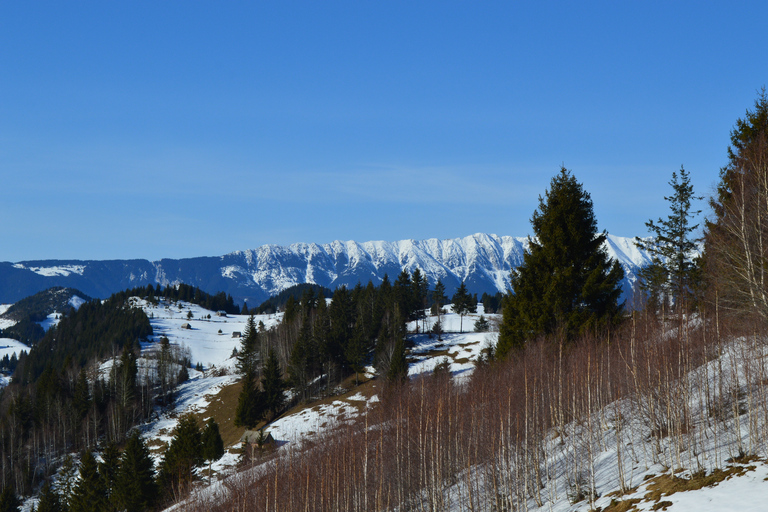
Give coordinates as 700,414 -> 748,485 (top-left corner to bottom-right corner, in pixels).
1,1 -> 766,262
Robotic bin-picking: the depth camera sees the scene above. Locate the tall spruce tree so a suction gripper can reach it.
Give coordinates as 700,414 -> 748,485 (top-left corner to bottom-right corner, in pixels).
234,369 -> 265,428
635,166 -> 702,312
36,482 -> 63,512
159,414 -> 204,495
261,347 -> 285,420
0,486 -> 20,512
451,282 -> 472,333
201,418 -> 225,483
236,315 -> 260,376
115,431 -> 157,512
69,451 -> 108,512
497,168 -> 624,358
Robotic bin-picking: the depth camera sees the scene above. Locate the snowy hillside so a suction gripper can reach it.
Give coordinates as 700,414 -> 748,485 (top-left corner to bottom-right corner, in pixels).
0,233 -> 653,306
18,295 -> 768,512
159,312 -> 768,512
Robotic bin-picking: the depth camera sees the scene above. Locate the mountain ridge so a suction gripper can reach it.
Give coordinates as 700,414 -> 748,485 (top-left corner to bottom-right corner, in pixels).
1,233 -> 652,306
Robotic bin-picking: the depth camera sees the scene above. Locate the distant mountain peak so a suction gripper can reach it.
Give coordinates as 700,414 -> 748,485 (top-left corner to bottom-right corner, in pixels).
0,233 -> 651,306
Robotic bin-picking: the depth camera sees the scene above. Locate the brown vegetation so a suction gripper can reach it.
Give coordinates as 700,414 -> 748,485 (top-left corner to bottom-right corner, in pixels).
171,305 -> 768,511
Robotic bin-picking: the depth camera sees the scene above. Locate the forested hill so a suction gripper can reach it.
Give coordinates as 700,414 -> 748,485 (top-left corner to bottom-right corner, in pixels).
0,233 -> 653,306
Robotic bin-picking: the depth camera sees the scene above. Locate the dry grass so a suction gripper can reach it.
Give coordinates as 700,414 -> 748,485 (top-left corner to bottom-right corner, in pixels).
601,497 -> 641,512
190,379 -> 244,447
643,465 -> 755,503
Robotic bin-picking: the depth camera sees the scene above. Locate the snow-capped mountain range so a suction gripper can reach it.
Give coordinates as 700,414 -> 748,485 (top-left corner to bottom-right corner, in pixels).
0,233 -> 653,306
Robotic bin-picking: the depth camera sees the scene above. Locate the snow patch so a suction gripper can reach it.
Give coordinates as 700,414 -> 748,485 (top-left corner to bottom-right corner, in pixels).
13,263 -> 86,277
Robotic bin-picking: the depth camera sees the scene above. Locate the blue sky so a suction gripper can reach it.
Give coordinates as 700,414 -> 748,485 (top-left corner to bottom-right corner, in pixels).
1,1 -> 766,262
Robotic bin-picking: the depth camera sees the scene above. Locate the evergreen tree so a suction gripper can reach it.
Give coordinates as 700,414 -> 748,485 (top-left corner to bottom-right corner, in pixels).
345,310 -> 368,385
394,270 -> 414,320
0,486 -> 20,512
56,454 -> 78,508
411,269 -> 428,327
201,418 -> 225,463
261,348 -> 285,420
73,368 -> 90,421
99,441 -> 121,510
431,280 -> 447,318
288,316 -> 315,401
236,315 -> 259,376
159,414 -> 204,495
201,417 -> 225,483
283,295 -> 298,324
69,451 -> 108,512
474,315 -> 490,332
329,286 -> 354,368
115,431 -> 157,512
36,482 -> 63,512
497,168 -> 624,358
451,281 -> 472,333
386,336 -> 409,383
313,291 -> 336,388
234,370 -> 265,429
635,166 -> 702,313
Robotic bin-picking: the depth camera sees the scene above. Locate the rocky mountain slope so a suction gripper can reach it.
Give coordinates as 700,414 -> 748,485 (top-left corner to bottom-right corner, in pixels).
0,233 -> 652,306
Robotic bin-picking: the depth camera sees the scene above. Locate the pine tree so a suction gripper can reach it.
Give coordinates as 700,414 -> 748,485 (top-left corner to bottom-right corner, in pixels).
635,166 -> 702,313
329,286 -> 354,368
99,441 -> 121,510
431,279 -> 447,327
386,336 -> 409,383
57,454 -> 78,508
201,418 -> 225,483
115,431 -> 157,512
234,370 -> 265,429
159,414 -> 203,495
452,281 -> 472,333
288,316 -> 316,401
394,270 -> 414,320
36,482 -> 63,512
0,486 -> 20,512
411,269 -> 428,326
497,168 -> 624,358
73,368 -> 90,421
345,310 -> 368,385
261,348 -> 285,420
236,315 -> 259,376
201,418 -> 225,462
69,451 -> 108,512
474,315 -> 490,332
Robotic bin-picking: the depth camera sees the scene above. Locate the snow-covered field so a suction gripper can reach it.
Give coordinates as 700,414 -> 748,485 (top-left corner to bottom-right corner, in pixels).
407,305 -> 497,379
0,304 -> 16,331
0,337 -> 29,361
136,299 -> 494,446
0,337 -> 29,387
136,298 -> 283,370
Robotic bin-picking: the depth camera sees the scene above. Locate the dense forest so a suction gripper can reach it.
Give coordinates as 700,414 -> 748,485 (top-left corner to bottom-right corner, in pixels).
0,284 -> 239,505
0,287 -> 92,345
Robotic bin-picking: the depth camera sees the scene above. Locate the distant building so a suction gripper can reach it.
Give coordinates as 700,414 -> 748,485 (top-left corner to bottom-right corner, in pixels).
232,331 -> 241,338
181,323 -> 192,330
216,311 -> 227,317
240,429 -> 275,447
